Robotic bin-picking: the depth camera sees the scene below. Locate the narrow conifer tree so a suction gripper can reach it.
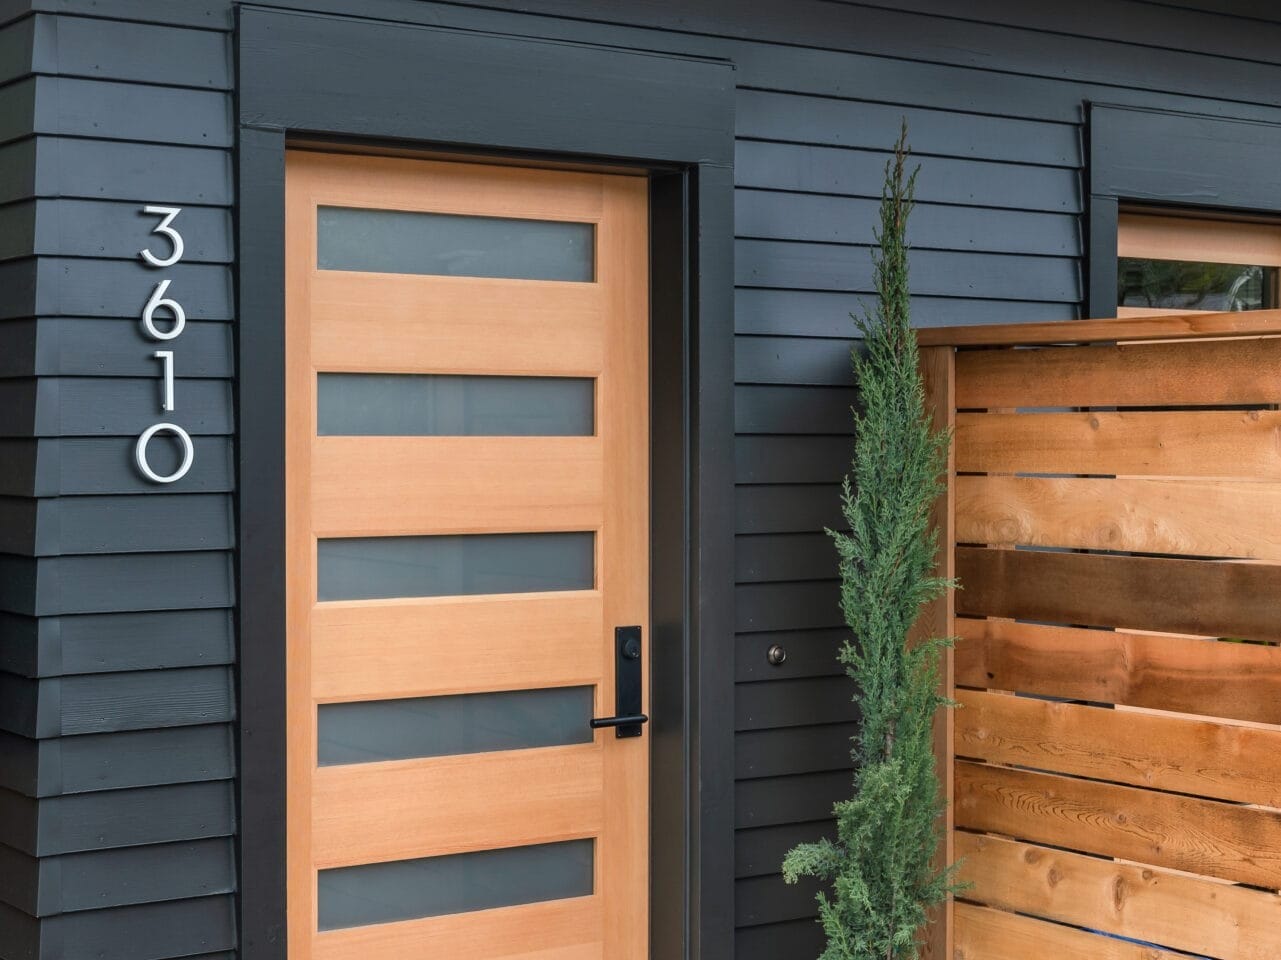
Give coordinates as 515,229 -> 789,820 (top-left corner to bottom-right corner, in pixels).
782,124 -> 958,960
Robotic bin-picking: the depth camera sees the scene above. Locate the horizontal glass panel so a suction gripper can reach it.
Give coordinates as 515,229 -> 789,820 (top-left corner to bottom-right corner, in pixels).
318,373 -> 594,436
318,206 -> 594,281
1118,258 -> 1278,312
318,839 -> 594,930
317,532 -> 594,601
318,686 -> 593,765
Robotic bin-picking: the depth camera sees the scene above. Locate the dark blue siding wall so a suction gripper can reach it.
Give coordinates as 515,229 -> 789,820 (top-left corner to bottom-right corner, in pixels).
3,1 -> 1281,958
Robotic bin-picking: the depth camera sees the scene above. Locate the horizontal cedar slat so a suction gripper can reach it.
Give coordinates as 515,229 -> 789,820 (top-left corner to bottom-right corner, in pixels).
312,745 -> 602,868
955,689 -> 1281,806
956,547 -> 1281,641
955,618 -> 1281,725
956,410 -> 1281,478
917,308 -> 1281,346
313,895 -> 601,960
954,901 -> 1181,960
312,436 -> 604,537
312,593 -> 604,701
956,475 -> 1281,560
954,760 -> 1281,888
955,336 -> 1281,408
957,833 -> 1281,960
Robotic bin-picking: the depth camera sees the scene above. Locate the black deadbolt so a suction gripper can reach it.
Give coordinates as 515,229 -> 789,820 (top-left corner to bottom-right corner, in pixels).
622,635 -> 641,660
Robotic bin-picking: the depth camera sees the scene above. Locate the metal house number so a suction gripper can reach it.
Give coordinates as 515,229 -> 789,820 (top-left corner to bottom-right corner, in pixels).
135,205 -> 195,484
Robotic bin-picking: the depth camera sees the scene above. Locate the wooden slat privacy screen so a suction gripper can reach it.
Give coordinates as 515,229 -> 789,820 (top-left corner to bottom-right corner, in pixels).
916,310 -> 1281,960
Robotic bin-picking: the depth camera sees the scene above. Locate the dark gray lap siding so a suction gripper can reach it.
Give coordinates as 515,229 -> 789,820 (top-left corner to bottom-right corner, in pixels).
5,1 -> 1281,958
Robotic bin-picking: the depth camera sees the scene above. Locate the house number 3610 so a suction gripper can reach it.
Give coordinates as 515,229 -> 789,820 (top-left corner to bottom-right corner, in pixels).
135,205 -> 195,483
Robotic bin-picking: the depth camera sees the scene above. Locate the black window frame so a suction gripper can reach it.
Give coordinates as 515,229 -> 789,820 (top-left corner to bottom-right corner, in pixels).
235,7 -> 736,959
1087,102 -> 1281,318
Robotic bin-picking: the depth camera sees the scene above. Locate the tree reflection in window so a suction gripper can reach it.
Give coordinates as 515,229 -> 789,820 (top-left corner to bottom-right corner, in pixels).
1118,258 -> 1277,312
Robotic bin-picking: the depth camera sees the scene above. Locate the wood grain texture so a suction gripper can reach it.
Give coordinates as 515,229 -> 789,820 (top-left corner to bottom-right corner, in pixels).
955,688 -> 1281,806
956,547 -> 1281,641
911,344 -> 955,960
954,617 -> 1281,724
955,475 -> 1281,560
957,832 -> 1281,960
956,409 -> 1281,477
954,760 -> 1281,887
954,901 -> 1181,960
1118,210 -> 1281,266
917,308 -> 1281,346
312,896 -> 602,960
954,336 -> 1281,408
312,745 -> 603,867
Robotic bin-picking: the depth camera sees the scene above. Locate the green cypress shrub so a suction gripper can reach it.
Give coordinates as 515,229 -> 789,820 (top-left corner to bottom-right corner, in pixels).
781,123 -> 960,960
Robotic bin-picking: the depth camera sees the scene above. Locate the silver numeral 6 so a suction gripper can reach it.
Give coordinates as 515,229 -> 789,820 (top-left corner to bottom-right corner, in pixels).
140,205 -> 184,268
142,279 -> 186,341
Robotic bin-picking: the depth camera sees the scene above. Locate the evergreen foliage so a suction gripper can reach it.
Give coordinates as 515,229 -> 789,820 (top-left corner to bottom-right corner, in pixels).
781,124 -> 959,960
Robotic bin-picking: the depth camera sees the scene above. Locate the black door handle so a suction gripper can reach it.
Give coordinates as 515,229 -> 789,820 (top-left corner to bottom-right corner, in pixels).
591,625 -> 646,738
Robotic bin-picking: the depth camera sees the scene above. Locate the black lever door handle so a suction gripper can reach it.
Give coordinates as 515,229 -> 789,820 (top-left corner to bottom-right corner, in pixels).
591,626 -> 646,738
590,714 -> 649,729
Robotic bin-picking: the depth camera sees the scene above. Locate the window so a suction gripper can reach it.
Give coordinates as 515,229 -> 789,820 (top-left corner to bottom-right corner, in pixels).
1117,210 -> 1281,316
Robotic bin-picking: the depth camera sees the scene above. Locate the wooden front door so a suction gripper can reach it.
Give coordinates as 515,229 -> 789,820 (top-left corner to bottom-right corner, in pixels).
284,150 -> 650,960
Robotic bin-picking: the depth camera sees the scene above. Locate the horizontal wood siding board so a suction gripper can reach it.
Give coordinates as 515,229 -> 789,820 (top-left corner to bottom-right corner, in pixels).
955,760 -> 1281,887
735,289 -> 1077,338
735,580 -> 843,633
29,724 -> 234,798
38,894 -> 236,960
954,336 -> 1281,407
734,871 -> 824,927
735,819 -> 833,878
29,319 -> 233,379
34,838 -> 234,916
735,771 -> 849,829
24,552 -> 233,617
735,531 -> 839,581
24,494 -> 234,557
956,476 -> 1281,560
957,832 -> 1281,960
7,137 -> 231,206
54,666 -> 234,737
28,13 -> 231,89
11,437 -> 235,497
0,14 -> 33,85
5,609 -> 234,679
735,141 -> 1082,211
955,617 -> 1281,725
954,902 -> 1181,960
735,89 -> 1079,167
0,258 -> 233,321
17,378 -> 232,438
0,200 -> 36,261
735,485 -> 845,537
0,75 -> 35,147
735,438 -> 850,485
955,410 -> 1281,477
0,731 -> 38,796
956,546 -> 1281,641
735,724 -> 855,779
31,200 -> 233,263
734,628 -> 846,682
734,384 -> 857,435
31,76 -> 232,147
734,189 -> 1079,254
737,240 -> 1081,301
955,688 -> 1281,806
735,676 -> 857,730
735,917 -> 826,960
0,897 -> 39,960
26,780 -> 234,857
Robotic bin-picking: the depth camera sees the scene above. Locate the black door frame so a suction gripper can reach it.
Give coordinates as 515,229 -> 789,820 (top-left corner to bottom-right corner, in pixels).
234,7 -> 736,959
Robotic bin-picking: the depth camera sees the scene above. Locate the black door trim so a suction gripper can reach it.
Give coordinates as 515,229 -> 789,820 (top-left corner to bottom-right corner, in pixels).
235,7 -> 736,959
